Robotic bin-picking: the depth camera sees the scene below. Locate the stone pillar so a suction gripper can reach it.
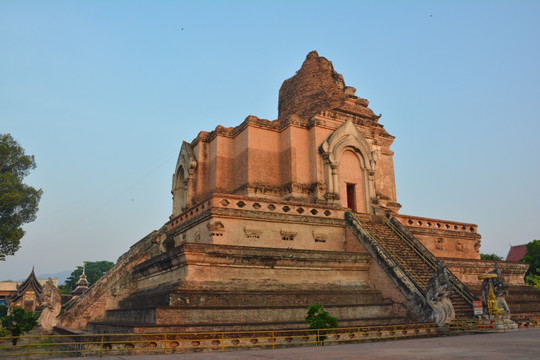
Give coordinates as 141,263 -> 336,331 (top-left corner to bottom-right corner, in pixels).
183,179 -> 189,210
326,162 -> 333,194
367,169 -> 376,213
331,164 -> 339,198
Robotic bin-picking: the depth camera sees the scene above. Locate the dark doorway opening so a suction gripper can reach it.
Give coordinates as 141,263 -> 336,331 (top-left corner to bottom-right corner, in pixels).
346,183 -> 357,212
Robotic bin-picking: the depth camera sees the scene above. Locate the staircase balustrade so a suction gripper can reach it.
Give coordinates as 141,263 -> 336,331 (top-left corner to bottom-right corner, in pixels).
346,212 -> 478,322
384,216 -> 479,307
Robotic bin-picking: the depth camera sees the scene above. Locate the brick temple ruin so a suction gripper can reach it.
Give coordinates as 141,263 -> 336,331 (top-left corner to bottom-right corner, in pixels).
58,51 -> 540,333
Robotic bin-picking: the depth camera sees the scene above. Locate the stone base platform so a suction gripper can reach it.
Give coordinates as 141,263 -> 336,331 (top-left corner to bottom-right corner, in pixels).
502,285 -> 540,326
88,284 -> 408,333
87,244 -> 411,334
88,310 -> 408,334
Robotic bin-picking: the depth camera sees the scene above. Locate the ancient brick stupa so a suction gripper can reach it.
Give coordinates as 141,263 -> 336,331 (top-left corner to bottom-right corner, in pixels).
58,51 -> 538,333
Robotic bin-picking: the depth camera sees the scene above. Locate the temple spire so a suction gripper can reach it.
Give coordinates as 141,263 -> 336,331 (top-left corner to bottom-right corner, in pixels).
72,262 -> 90,296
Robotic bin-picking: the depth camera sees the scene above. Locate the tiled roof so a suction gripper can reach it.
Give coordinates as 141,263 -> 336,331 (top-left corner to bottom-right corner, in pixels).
8,268 -> 43,304
506,244 -> 528,262
0,282 -> 18,291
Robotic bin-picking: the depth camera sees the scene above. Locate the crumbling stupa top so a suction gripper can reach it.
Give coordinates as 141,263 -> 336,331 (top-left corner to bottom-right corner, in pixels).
278,51 -> 379,122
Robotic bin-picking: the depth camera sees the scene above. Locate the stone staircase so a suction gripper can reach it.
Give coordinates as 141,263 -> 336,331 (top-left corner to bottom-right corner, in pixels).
365,221 -> 434,289
347,213 -> 476,321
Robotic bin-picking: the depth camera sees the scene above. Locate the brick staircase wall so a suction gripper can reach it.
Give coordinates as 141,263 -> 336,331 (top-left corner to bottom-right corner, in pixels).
347,212 -> 476,321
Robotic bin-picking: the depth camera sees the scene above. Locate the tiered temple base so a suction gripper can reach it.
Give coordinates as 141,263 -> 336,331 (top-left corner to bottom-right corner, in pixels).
87,243 -> 410,333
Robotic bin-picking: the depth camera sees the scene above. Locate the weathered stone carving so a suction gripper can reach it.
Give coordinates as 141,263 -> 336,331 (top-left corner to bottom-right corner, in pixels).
313,231 -> 328,243
207,221 -> 225,239
237,183 -> 283,197
280,230 -> 297,241
38,278 -> 62,333
152,230 -> 173,253
244,227 -> 262,239
426,263 -> 455,325
207,221 -> 224,232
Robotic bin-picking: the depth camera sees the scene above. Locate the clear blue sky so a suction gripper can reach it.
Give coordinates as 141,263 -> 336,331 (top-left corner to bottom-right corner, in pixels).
1,1 -> 539,281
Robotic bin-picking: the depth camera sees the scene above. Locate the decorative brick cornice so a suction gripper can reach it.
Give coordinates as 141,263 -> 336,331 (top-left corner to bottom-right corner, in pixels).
167,193 -> 346,235
396,214 -> 478,234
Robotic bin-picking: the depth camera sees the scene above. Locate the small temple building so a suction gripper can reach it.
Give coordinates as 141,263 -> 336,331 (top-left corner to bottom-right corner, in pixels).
0,268 -> 58,312
57,51 -> 540,332
6,268 -> 43,312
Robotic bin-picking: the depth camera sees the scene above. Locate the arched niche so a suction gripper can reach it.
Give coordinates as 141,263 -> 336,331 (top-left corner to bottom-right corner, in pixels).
172,141 -> 197,217
338,150 -> 365,212
172,166 -> 186,216
319,119 -> 376,213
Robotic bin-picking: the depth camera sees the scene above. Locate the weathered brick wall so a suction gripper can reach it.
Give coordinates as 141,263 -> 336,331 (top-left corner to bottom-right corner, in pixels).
278,51 -> 347,121
441,257 -> 527,286
396,214 -> 481,260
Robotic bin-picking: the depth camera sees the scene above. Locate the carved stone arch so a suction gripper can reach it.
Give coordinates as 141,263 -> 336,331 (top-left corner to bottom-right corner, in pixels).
172,165 -> 186,216
334,141 -> 369,169
172,141 -> 197,217
319,119 -> 377,213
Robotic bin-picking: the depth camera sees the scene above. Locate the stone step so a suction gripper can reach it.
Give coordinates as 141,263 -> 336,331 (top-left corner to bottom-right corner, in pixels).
506,301 -> 540,313
119,288 -> 388,309
87,315 -> 411,334
100,303 -> 399,328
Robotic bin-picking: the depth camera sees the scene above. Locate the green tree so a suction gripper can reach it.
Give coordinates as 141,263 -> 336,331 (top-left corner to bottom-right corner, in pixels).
305,304 -> 338,344
57,284 -> 71,295
63,261 -> 115,291
1,308 -> 39,345
525,274 -> 540,290
480,253 -> 503,260
0,134 -> 42,261
521,240 -> 540,286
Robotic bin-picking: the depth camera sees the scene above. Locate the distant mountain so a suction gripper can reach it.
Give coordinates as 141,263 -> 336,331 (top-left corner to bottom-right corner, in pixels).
37,270 -> 72,285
